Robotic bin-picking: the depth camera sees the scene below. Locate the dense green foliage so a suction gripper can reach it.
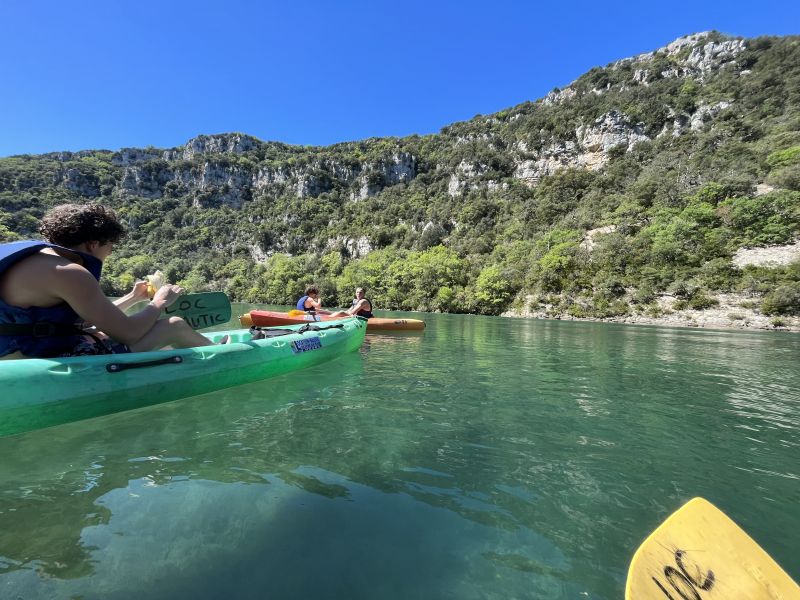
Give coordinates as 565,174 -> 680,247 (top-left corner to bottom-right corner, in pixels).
1,34 -> 799,318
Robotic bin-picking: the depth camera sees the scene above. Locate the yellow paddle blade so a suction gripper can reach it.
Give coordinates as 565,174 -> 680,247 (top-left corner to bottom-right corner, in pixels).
287,309 -> 306,316
626,497 -> 799,599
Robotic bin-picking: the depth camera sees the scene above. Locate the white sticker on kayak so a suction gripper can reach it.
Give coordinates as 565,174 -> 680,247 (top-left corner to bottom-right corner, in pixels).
291,337 -> 322,353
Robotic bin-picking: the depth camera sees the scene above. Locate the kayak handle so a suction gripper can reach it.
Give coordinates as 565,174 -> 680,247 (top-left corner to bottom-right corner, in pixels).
106,355 -> 183,373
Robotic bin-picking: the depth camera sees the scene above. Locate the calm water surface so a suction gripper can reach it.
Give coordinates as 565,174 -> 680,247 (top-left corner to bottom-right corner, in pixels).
1,307 -> 799,599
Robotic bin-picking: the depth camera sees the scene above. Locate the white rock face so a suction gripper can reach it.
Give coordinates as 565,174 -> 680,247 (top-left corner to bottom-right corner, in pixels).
690,101 -> 732,130
169,133 -> 262,160
325,236 -> 373,258
119,166 -> 168,198
248,244 -> 270,263
112,148 -> 163,166
575,111 -> 649,170
632,69 -> 650,85
685,40 -> 747,74
663,32 -> 713,55
448,161 -> 485,196
732,240 -> 800,268
61,167 -> 100,197
755,183 -> 775,196
513,141 -> 578,186
347,236 -> 372,258
511,112 -> 649,185
542,87 -> 577,105
383,153 -> 416,185
253,152 -> 415,200
580,225 -> 617,251
254,166 -> 292,190
615,33 -> 746,86
659,101 -> 734,137
447,174 -> 463,196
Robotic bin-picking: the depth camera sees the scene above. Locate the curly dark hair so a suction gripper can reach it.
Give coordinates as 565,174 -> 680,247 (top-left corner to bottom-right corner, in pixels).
39,203 -> 126,247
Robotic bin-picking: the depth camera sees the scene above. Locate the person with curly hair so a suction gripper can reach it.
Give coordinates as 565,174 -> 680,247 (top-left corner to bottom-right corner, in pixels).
0,203 -> 225,359
295,285 -> 333,315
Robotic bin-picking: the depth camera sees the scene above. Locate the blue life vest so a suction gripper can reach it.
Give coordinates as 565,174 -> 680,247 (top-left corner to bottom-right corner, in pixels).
0,240 -> 102,358
351,297 -> 374,319
296,295 -> 314,313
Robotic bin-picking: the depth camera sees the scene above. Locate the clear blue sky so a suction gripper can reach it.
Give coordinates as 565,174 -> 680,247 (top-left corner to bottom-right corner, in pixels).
1,0 -> 798,157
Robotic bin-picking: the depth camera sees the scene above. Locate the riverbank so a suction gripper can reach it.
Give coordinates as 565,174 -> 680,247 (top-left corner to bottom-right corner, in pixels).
504,293 -> 800,332
505,239 -> 800,332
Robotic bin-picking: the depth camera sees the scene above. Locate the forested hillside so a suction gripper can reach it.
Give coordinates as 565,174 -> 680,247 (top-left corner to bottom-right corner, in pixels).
1,32 -> 799,324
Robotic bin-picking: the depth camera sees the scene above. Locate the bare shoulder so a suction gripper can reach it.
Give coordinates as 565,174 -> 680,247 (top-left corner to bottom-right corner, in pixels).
0,251 -> 97,306
51,260 -> 98,287
25,252 -> 91,280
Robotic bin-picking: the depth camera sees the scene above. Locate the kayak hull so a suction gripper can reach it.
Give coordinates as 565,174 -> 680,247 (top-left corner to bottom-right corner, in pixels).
0,317 -> 366,437
241,310 -> 426,331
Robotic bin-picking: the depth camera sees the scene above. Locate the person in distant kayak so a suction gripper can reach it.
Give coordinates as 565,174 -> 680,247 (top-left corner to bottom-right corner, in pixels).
348,287 -> 374,318
329,287 -> 374,319
0,203 -> 226,360
296,285 -> 333,315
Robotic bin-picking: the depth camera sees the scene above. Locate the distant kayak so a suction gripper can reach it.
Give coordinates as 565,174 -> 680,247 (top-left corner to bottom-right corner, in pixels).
241,310 -> 426,331
0,317 -> 366,438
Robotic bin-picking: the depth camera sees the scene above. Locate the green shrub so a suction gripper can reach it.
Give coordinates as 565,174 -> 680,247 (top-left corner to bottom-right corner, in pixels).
766,145 -> 800,168
766,164 -> 800,191
592,273 -> 627,300
669,279 -> 701,299
761,283 -> 800,315
592,298 -> 630,317
699,258 -> 739,291
689,294 -> 719,310
633,285 -> 656,304
673,299 -> 689,310
566,302 -> 590,318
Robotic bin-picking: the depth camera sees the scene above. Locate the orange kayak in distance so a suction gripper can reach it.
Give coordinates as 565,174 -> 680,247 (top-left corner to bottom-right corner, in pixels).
241,310 -> 426,331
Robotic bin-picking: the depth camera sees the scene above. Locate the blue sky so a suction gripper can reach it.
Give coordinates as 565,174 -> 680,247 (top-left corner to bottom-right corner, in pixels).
0,0 -> 798,157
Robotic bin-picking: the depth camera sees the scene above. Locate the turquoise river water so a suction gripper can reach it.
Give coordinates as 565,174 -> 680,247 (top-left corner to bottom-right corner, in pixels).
0,306 -> 798,599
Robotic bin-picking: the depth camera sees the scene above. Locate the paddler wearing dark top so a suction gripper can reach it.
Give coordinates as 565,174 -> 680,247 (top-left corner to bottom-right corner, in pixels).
0,203 -> 227,360
329,287 -> 374,319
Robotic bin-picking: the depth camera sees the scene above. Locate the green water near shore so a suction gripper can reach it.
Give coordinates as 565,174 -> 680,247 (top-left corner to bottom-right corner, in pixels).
1,309 -> 798,599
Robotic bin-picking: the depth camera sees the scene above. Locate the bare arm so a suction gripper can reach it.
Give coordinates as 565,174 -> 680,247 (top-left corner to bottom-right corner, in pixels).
347,299 -> 372,315
113,281 -> 149,312
54,265 -> 179,346
306,296 -> 323,310
306,296 -> 333,314
346,299 -> 366,315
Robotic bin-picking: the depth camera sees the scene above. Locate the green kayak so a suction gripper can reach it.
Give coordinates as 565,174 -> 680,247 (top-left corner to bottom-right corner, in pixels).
0,317 -> 366,437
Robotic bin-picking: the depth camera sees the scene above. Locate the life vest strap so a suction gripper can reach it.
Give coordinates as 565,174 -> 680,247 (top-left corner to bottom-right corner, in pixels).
0,322 -> 85,337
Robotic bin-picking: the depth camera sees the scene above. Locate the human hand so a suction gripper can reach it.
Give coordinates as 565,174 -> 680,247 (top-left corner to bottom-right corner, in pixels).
151,284 -> 184,309
131,280 -> 149,301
